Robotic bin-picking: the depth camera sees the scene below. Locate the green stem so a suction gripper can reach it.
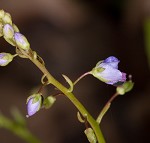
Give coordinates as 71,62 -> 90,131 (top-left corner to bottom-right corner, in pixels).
96,93 -> 119,124
28,56 -> 106,143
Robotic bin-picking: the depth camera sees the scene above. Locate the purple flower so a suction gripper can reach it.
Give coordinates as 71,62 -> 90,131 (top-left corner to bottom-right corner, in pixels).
92,56 -> 126,85
14,32 -> 30,50
26,94 -> 42,117
0,53 -> 13,66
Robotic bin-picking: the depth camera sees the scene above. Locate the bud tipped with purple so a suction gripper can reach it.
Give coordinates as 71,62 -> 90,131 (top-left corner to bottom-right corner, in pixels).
92,56 -> 126,85
26,94 -> 43,117
14,32 -> 30,50
0,52 -> 14,66
3,24 -> 14,39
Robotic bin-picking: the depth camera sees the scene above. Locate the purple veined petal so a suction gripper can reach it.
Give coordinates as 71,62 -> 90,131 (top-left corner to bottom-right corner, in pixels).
104,56 -> 119,63
98,62 -> 119,69
27,97 -> 41,117
103,56 -> 120,69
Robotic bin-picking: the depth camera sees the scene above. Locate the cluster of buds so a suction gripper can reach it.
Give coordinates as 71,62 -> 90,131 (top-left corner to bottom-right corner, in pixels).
26,93 -> 56,117
0,9 -> 31,67
0,9 -> 55,117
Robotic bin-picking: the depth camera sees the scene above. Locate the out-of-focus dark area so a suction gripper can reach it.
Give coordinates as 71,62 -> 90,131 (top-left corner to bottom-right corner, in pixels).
0,0 -> 150,143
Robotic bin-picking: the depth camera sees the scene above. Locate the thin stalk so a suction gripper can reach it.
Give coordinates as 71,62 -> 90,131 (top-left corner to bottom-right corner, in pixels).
73,71 -> 92,85
28,56 -> 106,143
96,93 -> 119,124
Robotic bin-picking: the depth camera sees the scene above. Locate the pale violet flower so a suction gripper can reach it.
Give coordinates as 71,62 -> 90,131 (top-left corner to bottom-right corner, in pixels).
26,94 -> 43,117
92,56 -> 126,85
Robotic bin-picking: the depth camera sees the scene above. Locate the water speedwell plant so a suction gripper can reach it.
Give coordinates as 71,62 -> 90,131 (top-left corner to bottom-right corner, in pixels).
0,9 -> 134,143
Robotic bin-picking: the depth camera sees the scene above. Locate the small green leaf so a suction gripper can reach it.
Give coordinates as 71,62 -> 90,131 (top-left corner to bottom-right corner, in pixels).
62,74 -> 73,92
77,112 -> 85,123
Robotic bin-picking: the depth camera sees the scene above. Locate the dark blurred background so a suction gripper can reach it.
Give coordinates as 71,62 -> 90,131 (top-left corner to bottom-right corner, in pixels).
0,0 -> 150,143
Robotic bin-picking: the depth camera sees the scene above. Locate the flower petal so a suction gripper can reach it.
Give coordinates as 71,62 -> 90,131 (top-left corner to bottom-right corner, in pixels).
98,64 -> 123,84
103,56 -> 119,69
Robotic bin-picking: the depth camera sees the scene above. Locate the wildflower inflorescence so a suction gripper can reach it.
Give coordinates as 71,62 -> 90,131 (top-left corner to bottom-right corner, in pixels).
0,9 -> 134,143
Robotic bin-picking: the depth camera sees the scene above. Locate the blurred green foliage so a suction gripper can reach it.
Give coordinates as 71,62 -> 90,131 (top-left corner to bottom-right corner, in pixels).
144,19 -> 150,68
0,108 -> 41,143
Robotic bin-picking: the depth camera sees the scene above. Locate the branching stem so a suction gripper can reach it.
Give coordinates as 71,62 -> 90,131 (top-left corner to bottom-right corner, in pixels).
28,55 -> 106,143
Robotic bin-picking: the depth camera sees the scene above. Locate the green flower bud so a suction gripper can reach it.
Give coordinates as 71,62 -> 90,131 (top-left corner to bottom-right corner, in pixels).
84,128 -> 97,143
0,10 -> 5,19
43,96 -> 56,109
2,12 -> 12,25
116,80 -> 134,95
0,52 -> 14,66
14,32 -> 30,50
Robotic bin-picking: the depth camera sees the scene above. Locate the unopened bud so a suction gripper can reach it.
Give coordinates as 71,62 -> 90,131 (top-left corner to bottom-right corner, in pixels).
2,12 -> 12,25
14,32 -> 30,50
0,10 -> 5,19
43,96 -> 56,109
12,23 -> 19,32
116,80 -> 134,95
3,24 -> 14,39
26,93 -> 43,117
84,128 -> 97,143
0,52 -> 14,66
